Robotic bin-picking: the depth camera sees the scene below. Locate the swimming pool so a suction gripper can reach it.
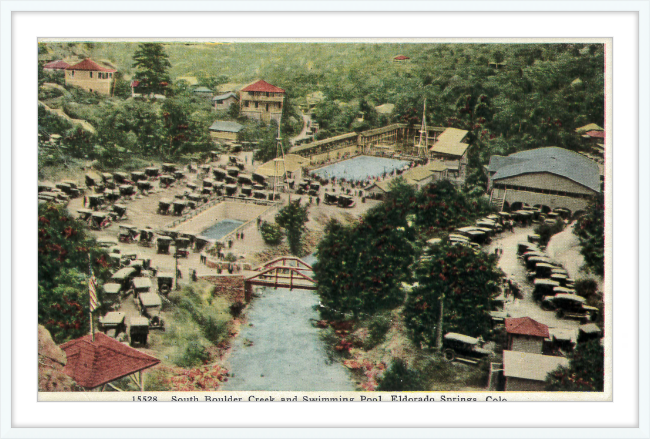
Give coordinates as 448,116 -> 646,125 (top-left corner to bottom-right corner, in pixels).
311,156 -> 410,181
200,219 -> 244,240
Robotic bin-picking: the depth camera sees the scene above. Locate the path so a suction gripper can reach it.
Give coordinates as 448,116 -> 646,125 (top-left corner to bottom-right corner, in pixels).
221,256 -> 355,391
38,100 -> 95,134
290,112 -> 313,146
486,225 -> 581,336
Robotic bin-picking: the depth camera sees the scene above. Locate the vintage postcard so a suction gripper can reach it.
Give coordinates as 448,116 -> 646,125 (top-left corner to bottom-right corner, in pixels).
36,38 -> 611,402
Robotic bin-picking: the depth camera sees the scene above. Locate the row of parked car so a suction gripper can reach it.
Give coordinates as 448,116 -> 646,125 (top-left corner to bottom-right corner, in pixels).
96,238 -> 174,347
38,180 -> 83,205
519,239 -> 599,323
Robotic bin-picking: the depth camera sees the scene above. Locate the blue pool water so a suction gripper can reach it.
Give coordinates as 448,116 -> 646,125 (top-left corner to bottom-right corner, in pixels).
200,219 -> 244,240
311,155 -> 410,181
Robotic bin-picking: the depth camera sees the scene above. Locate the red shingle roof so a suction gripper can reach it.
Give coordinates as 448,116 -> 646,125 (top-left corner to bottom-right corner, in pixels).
505,317 -> 550,338
131,80 -> 141,88
241,80 -> 285,93
60,332 -> 159,389
43,60 -> 70,70
394,55 -> 410,60
585,130 -> 605,138
65,58 -> 116,73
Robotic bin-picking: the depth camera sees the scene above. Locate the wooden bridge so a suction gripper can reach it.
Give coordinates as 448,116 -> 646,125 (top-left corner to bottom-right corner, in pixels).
244,257 -> 316,301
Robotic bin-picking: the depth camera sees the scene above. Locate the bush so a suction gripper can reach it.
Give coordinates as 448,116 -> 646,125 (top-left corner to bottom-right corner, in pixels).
377,359 -> 426,391
574,278 -> 599,298
260,221 -> 283,245
534,219 -> 565,247
224,252 -> 237,262
363,315 -> 391,350
229,301 -> 246,318
176,341 -> 210,368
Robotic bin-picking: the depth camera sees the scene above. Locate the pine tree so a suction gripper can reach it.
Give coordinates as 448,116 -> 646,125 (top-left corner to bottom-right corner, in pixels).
132,43 -> 171,97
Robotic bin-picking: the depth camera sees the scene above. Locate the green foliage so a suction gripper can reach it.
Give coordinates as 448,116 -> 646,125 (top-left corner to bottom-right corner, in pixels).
574,278 -> 599,299
574,195 -> 605,276
376,359 -> 426,391
314,183 -> 417,318
132,43 -> 171,96
413,180 -> 494,236
38,203 -> 112,343
164,282 -> 231,366
176,341 -> 211,368
224,252 -> 237,263
404,241 -> 504,347
546,339 -> 604,391
260,221 -> 283,245
534,219 -> 566,247
275,200 -> 310,256
363,314 -> 392,350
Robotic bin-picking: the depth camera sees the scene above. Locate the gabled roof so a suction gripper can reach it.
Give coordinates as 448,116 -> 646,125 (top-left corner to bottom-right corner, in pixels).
486,147 -> 601,193
60,332 -> 159,389
575,123 -> 603,134
43,60 -> 70,70
429,127 -> 470,157
193,86 -> 213,93
66,58 -> 116,73
212,91 -> 238,101
503,350 -> 569,382
209,120 -> 244,133
241,80 -> 285,93
585,130 -> 605,139
505,317 -> 550,338
394,55 -> 410,60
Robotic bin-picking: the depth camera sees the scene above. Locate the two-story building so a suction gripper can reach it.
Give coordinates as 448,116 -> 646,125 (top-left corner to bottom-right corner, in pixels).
64,58 -> 116,96
239,80 -> 285,124
429,127 -> 470,184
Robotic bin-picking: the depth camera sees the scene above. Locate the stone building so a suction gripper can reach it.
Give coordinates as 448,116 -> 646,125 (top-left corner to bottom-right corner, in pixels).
64,58 -> 116,95
503,350 -> 568,391
209,120 -> 244,142
239,80 -> 285,124
428,127 -> 470,184
212,91 -> 238,111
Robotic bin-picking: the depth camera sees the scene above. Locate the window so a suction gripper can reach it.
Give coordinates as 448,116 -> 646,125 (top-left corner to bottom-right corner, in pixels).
90,71 -> 93,78
255,102 -> 259,108
266,104 -> 269,111
266,92 -> 270,97
71,70 -> 75,77
109,73 -> 113,78
245,101 -> 249,108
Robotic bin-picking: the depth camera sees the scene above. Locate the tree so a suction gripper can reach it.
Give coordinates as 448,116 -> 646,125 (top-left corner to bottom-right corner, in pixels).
376,359 -> 425,391
313,181 -> 417,318
275,200 -> 309,255
404,241 -> 504,347
132,43 -> 171,97
260,221 -> 283,245
546,339 -> 604,391
574,195 -> 605,276
38,203 -> 112,343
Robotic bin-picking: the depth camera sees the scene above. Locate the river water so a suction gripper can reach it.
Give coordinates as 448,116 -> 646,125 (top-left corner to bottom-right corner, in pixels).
220,256 -> 355,391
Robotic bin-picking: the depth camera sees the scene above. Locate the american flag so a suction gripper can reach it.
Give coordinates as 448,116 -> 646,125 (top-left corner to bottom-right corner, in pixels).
89,269 -> 99,312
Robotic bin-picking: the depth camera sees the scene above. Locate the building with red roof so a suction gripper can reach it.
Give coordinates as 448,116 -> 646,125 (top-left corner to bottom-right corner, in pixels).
393,55 -> 410,62
60,332 -> 160,390
43,60 -> 70,71
240,80 -> 285,123
505,317 -> 550,354
64,58 -> 117,96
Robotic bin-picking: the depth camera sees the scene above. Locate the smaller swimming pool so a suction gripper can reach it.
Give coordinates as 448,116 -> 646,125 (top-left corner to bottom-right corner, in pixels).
200,219 -> 244,241
311,155 -> 410,182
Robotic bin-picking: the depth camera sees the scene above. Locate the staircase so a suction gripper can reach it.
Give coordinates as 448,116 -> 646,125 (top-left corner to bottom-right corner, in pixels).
490,188 -> 507,211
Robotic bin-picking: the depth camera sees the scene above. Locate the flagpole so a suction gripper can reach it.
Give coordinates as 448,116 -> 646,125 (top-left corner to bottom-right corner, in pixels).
89,255 -> 94,342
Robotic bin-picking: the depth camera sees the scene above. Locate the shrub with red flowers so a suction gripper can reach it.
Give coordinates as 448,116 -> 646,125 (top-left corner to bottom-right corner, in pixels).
404,241 -> 504,347
38,203 -> 112,343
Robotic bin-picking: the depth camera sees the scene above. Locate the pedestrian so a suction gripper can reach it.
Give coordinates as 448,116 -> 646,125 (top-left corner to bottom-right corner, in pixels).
192,269 -> 198,282
241,232 -> 244,240
228,239 -> 233,249
228,264 -> 234,274
177,266 -> 182,279
236,232 -> 240,240
316,197 -> 320,206
257,217 -> 262,229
